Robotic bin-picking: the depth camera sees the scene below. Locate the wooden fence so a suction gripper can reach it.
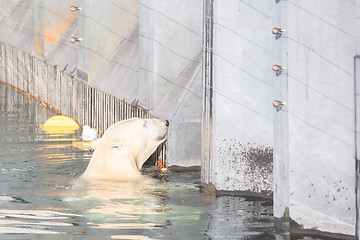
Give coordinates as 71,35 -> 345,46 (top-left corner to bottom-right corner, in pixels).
0,42 -> 166,167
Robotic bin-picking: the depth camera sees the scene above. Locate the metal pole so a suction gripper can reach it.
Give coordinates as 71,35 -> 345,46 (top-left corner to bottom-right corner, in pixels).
354,55 -> 360,240
273,0 -> 290,238
201,0 -> 215,190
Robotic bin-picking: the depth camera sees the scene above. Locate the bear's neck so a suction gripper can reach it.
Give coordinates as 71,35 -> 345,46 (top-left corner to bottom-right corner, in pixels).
82,154 -> 142,181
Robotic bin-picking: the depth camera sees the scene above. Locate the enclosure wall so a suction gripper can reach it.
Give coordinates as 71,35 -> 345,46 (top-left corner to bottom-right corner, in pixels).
273,0 -> 356,235
202,0 -> 274,195
0,0 -> 359,237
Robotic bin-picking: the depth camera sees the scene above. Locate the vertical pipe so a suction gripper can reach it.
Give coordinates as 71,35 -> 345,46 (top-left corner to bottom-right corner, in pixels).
16,49 -> 19,91
87,85 -> 91,126
114,98 -> 118,123
201,0 -> 215,188
11,46 -> 13,87
119,99 -> 122,121
111,95 -> 114,126
355,55 -> 360,240
33,57 -> 37,99
124,101 -> 126,120
88,87 -> 91,127
84,85 -> 88,126
355,2 -> 360,237
114,97 -> 116,122
0,43 -> 3,83
273,0 -> 290,238
117,100 -> 120,121
0,43 -> 2,82
104,94 -> 107,129
72,77 -> 76,120
24,51 -> 27,92
79,81 -> 84,126
9,45 -> 12,86
94,89 -> 97,131
107,95 -> 110,128
69,77 -> 74,119
100,91 -> 102,134
4,44 -> 7,84
91,88 -> 95,128
101,91 -> 104,134
105,93 -> 108,130
83,82 -> 86,125
107,94 -> 110,128
7,45 -> 10,85
95,89 -> 98,132
87,85 -> 90,126
3,43 -> 5,83
98,91 -> 101,134
18,49 -> 22,91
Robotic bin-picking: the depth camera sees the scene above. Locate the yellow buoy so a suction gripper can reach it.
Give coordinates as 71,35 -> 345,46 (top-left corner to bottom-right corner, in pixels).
41,115 -> 79,135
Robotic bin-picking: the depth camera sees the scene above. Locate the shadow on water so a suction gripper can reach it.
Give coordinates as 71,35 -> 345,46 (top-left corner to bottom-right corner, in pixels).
0,83 -> 327,239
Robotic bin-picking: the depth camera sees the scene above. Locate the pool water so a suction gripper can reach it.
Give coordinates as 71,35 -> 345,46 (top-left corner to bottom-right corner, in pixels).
0,84 -> 323,240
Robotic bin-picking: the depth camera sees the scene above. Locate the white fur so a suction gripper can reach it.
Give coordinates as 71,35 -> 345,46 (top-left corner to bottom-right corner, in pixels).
80,118 -> 168,181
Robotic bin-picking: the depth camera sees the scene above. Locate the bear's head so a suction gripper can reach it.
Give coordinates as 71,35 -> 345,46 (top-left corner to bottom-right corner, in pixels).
81,118 -> 169,181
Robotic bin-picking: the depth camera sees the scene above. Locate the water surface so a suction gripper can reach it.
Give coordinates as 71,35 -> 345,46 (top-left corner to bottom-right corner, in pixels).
0,84 -> 324,240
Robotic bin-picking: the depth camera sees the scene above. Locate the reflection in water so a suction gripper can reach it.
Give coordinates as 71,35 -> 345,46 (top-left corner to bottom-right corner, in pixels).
68,176 -> 172,229
0,83 -> 321,239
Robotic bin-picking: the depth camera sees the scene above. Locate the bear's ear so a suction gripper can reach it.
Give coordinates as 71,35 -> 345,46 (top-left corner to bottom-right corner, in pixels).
90,138 -> 102,150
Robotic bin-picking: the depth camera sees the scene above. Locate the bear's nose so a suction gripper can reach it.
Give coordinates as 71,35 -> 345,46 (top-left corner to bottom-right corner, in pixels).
165,120 -> 169,127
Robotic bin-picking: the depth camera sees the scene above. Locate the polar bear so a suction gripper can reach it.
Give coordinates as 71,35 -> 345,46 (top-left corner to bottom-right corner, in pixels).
80,118 -> 169,181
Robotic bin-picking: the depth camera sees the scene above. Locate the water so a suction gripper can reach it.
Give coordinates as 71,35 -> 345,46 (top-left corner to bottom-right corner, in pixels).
0,84 -> 324,240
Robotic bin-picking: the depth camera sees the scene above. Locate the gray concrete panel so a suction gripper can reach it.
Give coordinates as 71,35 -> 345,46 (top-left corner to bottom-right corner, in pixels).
355,1 -> 360,237
202,0 -> 273,194
78,0 -> 139,80
165,61 -> 202,167
33,0 -> 77,55
152,52 -> 202,167
139,0 -> 203,168
139,0 -> 202,108
1,1 -> 358,235
46,17 -> 78,74
274,0 -> 356,235
201,0 -> 215,185
0,0 -> 20,21
0,0 -> 34,53
91,27 -> 139,102
354,55 -> 360,239
273,0 -> 290,227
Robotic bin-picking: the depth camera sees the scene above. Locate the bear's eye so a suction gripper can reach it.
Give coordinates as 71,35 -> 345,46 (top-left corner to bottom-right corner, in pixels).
111,145 -> 119,149
143,121 -> 147,127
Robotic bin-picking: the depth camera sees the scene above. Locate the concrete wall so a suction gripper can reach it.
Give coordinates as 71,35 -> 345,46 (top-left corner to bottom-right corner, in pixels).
139,0 -> 203,166
202,0 -> 274,194
33,0 -> 77,55
354,1 -> 360,238
77,0 -> 139,81
0,0 -> 359,236
0,0 -> 17,20
273,0 -> 356,236
139,0 -> 202,108
202,0 -> 358,236
0,0 -> 34,53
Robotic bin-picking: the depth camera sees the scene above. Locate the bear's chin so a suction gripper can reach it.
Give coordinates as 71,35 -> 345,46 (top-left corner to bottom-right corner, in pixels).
156,133 -> 167,142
